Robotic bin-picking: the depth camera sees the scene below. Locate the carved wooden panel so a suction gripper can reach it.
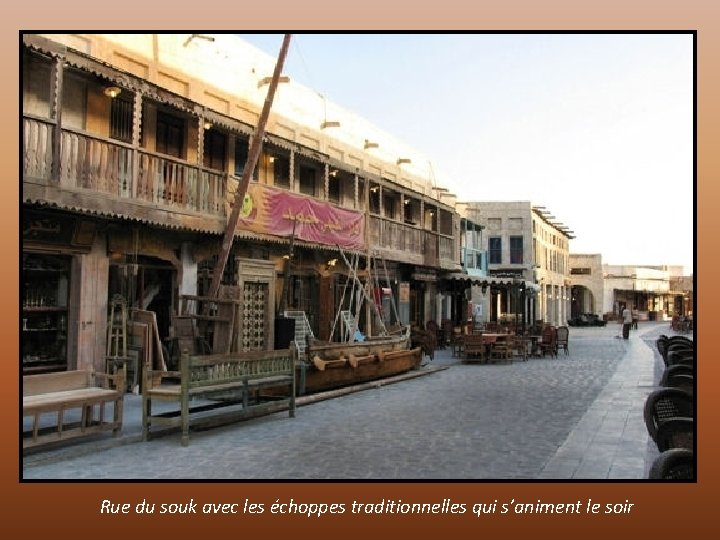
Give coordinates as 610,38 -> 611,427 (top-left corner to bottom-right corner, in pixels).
241,282 -> 267,351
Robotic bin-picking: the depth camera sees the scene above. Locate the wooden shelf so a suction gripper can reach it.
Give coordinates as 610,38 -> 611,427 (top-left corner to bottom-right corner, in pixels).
23,328 -> 61,332
23,363 -> 67,374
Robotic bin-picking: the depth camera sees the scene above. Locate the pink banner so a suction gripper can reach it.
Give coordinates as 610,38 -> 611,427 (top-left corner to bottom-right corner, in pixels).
236,184 -> 365,250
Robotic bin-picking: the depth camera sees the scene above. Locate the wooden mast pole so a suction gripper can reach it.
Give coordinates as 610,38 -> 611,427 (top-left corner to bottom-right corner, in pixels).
207,34 -> 292,300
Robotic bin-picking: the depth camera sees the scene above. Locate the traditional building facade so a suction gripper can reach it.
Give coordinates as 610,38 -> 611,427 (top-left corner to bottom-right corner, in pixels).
458,201 -> 573,328
569,256 -> 693,322
22,33 -> 461,375
601,264 -> 690,321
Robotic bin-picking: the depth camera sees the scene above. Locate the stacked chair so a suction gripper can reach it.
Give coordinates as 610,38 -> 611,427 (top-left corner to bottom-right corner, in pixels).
656,334 -> 695,392
648,448 -> 695,480
647,334 -> 695,480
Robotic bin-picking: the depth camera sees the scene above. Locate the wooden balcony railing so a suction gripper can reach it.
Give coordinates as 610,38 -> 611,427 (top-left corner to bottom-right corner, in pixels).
138,151 -> 226,215
60,128 -> 134,197
23,116 -> 456,269
23,116 -> 227,217
369,215 -> 456,267
23,116 -> 54,181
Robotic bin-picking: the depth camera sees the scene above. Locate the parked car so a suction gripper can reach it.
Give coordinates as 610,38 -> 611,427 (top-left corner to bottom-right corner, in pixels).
568,313 -> 607,327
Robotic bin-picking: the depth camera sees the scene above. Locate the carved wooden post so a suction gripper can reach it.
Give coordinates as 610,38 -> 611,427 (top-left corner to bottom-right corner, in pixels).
324,162 -> 330,200
198,116 -> 205,211
353,173 -> 359,210
289,149 -> 295,191
50,56 -> 64,183
131,91 -> 142,198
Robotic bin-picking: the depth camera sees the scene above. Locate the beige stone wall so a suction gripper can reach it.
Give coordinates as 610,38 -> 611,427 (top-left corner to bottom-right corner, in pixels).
569,253 -> 604,316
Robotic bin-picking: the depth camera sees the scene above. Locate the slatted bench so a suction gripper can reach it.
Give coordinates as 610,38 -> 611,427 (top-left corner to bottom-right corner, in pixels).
23,370 -> 125,450
142,348 -> 296,446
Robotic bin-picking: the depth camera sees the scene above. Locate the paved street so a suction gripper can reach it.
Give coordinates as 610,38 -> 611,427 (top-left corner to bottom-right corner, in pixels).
22,322 -> 675,480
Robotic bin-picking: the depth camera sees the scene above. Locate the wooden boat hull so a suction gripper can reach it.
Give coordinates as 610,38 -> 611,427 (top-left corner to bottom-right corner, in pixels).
262,327 -> 421,396
299,346 -> 423,395
305,333 -> 410,361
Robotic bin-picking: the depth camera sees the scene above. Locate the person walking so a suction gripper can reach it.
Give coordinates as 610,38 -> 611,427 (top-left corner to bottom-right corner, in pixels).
631,305 -> 639,330
622,304 -> 632,339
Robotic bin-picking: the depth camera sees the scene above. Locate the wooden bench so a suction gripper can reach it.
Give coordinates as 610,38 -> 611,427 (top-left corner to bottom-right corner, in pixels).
142,348 -> 296,446
23,370 -> 125,450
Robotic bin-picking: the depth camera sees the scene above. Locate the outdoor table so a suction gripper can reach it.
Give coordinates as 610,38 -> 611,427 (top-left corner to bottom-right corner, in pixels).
481,333 -> 507,358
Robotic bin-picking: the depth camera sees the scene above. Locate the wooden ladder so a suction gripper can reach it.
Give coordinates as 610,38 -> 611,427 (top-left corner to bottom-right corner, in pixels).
106,294 -> 131,391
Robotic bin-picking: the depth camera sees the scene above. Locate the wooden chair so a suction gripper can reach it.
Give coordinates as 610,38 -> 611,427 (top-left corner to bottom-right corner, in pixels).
441,319 -> 454,348
490,335 -> 512,364
451,327 -> 464,357
511,335 -> 529,361
555,326 -> 569,355
462,333 -> 485,363
426,320 -> 443,350
539,326 -> 557,358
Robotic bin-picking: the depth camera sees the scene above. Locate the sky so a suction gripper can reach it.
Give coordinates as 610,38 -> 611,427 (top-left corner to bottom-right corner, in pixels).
239,33 -> 695,274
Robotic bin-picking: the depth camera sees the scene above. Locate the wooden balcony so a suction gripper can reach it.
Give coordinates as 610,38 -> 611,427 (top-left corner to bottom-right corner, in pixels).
23,116 -> 227,233
369,215 -> 458,269
24,116 -> 459,270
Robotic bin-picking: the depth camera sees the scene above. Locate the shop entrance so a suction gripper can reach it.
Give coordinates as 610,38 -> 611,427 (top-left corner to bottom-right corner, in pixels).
108,256 -> 176,344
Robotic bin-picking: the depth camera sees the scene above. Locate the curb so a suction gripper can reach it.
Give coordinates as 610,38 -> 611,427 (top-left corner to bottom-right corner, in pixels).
23,365 -> 448,469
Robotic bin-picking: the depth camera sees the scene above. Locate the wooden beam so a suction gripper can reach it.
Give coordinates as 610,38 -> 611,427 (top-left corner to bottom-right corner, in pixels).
207,34 -> 291,300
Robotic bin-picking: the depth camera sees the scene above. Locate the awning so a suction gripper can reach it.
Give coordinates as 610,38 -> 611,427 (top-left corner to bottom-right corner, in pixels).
440,273 -> 522,287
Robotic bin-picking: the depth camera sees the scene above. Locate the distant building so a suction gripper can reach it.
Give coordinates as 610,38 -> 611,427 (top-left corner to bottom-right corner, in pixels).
460,201 -> 573,328
602,264 -> 692,321
569,256 -> 693,322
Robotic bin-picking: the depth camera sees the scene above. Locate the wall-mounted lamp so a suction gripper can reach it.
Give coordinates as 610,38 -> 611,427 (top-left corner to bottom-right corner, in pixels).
329,169 -> 338,178
104,86 -> 121,99
397,158 -> 412,165
203,120 -> 213,130
320,121 -> 341,129
364,139 -> 379,150
404,199 -> 410,205
370,186 -> 379,193
268,156 -> 275,163
327,258 -> 338,268
258,75 -> 290,88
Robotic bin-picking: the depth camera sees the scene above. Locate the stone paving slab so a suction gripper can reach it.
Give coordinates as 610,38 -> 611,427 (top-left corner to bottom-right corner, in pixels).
22,322 -> 680,480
